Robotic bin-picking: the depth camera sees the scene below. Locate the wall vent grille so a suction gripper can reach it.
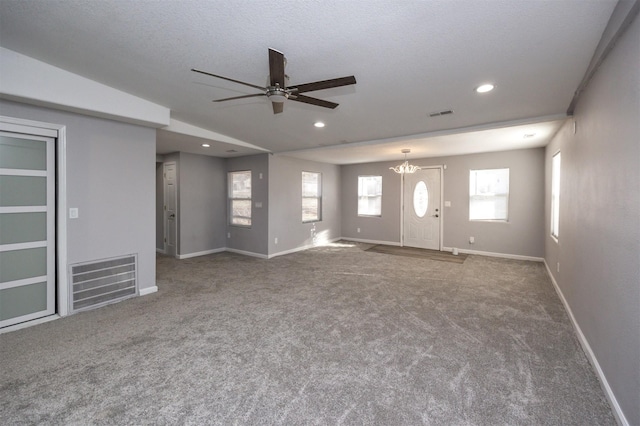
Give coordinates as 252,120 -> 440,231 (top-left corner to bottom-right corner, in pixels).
70,254 -> 138,312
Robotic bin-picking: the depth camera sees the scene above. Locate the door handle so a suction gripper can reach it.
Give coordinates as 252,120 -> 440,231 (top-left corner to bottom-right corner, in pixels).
169,214 -> 175,219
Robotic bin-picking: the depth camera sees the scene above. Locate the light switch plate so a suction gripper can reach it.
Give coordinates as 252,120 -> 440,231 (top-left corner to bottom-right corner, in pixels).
69,208 -> 79,219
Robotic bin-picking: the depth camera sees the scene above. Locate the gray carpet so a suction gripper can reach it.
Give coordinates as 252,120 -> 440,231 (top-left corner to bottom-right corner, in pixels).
0,241 -> 615,425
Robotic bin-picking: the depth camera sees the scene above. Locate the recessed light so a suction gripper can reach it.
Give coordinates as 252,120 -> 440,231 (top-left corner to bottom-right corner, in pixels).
475,83 -> 495,93
314,121 -> 325,128
201,143 -> 210,148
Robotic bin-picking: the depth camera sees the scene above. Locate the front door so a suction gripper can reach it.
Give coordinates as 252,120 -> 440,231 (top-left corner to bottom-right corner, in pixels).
163,162 -> 177,257
0,131 -> 56,328
403,167 -> 441,250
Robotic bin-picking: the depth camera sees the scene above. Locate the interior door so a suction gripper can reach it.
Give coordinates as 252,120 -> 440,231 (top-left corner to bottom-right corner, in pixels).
163,162 -> 177,257
403,167 -> 441,250
0,132 -> 56,328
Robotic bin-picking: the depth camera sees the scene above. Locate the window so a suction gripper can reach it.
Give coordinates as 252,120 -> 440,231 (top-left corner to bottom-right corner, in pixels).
302,171 -> 321,222
551,152 -> 561,239
229,171 -> 251,226
469,168 -> 509,221
358,175 -> 382,216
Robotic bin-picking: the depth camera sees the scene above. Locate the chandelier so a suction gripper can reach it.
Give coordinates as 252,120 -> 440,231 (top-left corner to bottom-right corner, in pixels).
389,149 -> 421,174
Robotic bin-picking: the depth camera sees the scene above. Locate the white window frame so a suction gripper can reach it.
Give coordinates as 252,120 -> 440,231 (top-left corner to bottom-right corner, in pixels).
229,170 -> 252,227
551,152 -> 561,241
358,175 -> 382,217
469,168 -> 510,222
302,171 -> 322,223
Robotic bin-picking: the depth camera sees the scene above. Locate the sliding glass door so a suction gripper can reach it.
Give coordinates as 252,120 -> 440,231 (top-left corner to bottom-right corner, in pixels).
0,131 -> 56,328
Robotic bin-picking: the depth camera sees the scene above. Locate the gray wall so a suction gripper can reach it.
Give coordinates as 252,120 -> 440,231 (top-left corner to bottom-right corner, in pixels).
341,148 -> 545,258
0,99 -> 157,291
226,154 -> 269,256
544,14 -> 639,425
178,152 -> 227,255
269,155 -> 342,255
341,163 -> 401,243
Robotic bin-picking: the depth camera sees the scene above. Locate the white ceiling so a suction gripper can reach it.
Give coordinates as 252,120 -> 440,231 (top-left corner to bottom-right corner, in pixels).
0,0 -> 617,164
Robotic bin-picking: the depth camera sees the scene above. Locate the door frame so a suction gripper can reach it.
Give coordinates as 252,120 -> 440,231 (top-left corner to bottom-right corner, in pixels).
400,165 -> 444,250
0,115 -> 69,327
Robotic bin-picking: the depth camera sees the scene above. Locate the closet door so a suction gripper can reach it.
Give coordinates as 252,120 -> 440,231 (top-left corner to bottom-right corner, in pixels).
0,132 -> 55,328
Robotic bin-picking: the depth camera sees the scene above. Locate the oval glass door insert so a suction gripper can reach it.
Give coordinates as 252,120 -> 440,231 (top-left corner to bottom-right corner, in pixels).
413,181 -> 429,217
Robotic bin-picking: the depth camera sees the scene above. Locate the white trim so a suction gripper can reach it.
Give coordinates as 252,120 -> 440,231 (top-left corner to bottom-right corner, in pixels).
543,261 -> 629,426
0,168 -> 47,177
0,206 -> 47,213
268,237 -> 342,259
0,314 -> 59,334
0,241 -> 47,252
177,248 -> 226,259
443,246 -> 544,262
56,126 -> 68,318
139,286 -> 158,296
340,237 -> 401,246
156,248 -> 166,254
225,248 -> 268,259
0,275 -> 47,290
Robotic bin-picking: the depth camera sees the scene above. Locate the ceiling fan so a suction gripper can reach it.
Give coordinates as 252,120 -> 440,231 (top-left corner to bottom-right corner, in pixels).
192,48 -> 356,114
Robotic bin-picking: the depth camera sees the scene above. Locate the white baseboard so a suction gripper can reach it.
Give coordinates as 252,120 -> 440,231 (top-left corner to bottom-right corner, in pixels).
225,248 -> 268,259
340,237 -> 401,246
543,260 -> 628,426
139,286 -> 158,296
443,246 -> 544,262
155,248 -> 166,254
268,237 -> 342,259
177,248 -> 225,259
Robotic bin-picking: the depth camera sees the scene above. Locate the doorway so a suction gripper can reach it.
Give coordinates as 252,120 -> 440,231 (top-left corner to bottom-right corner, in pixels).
402,167 -> 442,250
163,162 -> 177,257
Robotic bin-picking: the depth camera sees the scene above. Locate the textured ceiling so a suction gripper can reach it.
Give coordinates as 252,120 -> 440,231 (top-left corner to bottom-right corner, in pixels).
0,0 -> 617,162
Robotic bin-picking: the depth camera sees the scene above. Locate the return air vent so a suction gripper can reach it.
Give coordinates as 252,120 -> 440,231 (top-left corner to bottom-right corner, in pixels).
70,254 -> 138,312
429,109 -> 454,117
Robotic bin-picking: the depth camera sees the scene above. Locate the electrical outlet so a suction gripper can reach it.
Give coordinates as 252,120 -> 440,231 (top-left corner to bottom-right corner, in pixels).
275,237 -> 278,244
557,262 -> 560,273
357,228 -> 361,233
227,232 -> 231,239
469,236 -> 475,244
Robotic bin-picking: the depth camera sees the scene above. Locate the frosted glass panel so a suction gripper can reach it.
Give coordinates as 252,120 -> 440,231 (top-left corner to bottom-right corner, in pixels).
0,136 -> 47,170
0,212 -> 47,245
413,181 -> 429,218
0,176 -> 47,206
0,282 -> 47,321
0,247 -> 47,283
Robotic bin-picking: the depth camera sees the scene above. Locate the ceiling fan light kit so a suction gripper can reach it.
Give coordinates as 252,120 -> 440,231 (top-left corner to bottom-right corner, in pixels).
192,48 -> 356,114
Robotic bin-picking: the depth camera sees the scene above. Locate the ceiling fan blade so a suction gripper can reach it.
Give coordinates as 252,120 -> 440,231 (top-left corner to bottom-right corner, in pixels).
214,93 -> 266,102
268,48 -> 286,88
288,76 -> 356,94
290,94 -> 339,109
272,102 -> 284,114
191,68 -> 265,91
